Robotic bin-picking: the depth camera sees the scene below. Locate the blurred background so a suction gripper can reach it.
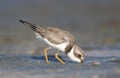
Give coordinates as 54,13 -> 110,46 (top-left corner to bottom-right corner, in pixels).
0,0 -> 120,54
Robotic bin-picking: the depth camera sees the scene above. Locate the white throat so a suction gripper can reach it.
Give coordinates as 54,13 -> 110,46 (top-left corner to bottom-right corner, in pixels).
67,46 -> 80,62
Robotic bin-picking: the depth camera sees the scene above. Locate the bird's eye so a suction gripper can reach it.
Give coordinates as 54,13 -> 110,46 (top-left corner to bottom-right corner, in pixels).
78,54 -> 81,58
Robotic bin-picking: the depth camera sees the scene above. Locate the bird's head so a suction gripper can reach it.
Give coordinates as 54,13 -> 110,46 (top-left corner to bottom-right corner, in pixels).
67,45 -> 85,63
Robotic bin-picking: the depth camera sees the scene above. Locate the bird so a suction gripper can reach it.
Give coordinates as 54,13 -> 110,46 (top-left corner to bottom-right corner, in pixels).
19,20 -> 85,64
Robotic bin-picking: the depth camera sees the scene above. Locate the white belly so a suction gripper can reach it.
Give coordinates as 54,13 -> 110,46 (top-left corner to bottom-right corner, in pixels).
43,38 -> 69,52
35,33 -> 69,52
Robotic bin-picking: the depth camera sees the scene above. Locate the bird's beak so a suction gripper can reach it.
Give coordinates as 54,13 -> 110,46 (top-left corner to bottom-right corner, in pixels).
80,60 -> 83,63
80,58 -> 83,63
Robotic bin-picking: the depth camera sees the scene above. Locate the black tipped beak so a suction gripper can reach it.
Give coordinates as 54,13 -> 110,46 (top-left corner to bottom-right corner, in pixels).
19,20 -> 24,23
80,60 -> 83,63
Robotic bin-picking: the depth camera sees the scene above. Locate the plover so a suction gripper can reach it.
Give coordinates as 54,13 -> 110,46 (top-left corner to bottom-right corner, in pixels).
19,20 -> 85,64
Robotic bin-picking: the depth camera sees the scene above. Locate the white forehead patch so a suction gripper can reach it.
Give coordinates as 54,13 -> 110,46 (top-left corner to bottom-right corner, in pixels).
76,50 -> 80,54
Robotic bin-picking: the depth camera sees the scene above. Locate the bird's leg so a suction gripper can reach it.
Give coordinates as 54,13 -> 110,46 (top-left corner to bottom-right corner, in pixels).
44,47 -> 51,64
55,50 -> 65,64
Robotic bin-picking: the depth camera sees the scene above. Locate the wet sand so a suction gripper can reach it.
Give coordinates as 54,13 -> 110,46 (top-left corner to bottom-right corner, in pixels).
0,49 -> 120,78
0,0 -> 120,78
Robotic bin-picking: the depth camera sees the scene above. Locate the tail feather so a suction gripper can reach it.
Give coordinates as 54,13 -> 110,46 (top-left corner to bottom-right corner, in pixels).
19,20 -> 41,32
19,20 -> 46,38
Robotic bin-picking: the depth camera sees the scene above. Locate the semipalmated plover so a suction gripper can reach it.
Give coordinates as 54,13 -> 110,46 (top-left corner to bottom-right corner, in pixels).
19,20 -> 85,64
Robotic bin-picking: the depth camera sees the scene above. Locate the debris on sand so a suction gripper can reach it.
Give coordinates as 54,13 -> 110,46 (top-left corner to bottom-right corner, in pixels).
92,62 -> 100,66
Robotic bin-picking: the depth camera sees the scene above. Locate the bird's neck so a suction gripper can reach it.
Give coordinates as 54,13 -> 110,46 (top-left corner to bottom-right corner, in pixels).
65,44 -> 75,55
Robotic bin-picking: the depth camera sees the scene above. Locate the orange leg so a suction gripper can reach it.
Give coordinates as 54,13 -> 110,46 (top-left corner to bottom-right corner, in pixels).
55,50 -> 65,64
44,47 -> 51,64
